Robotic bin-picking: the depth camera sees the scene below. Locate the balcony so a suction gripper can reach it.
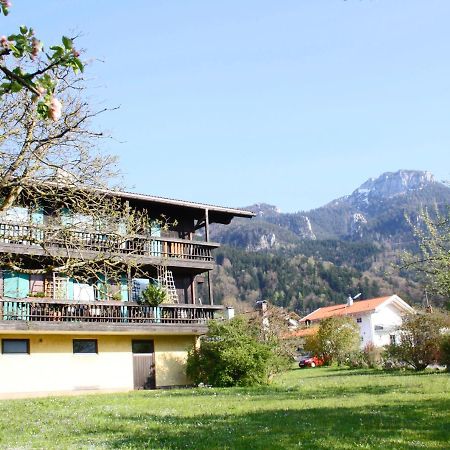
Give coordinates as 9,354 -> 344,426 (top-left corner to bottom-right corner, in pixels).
0,298 -> 228,335
0,222 -> 219,270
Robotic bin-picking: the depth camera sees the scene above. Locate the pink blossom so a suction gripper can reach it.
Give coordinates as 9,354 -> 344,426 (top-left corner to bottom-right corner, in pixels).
48,97 -> 62,121
31,38 -> 42,60
0,35 -> 10,48
0,1 -> 12,8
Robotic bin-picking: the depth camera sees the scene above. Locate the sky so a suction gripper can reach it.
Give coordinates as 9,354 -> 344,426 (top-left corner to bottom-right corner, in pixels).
4,1 -> 450,212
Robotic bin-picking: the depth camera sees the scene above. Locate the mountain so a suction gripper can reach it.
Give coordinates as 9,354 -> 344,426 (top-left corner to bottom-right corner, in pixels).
211,170 -> 450,249
208,170 -> 449,313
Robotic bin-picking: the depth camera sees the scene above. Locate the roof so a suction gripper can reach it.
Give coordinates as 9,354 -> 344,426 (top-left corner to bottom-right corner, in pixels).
27,179 -> 255,222
300,295 -> 412,322
286,327 -> 319,338
108,189 -> 255,218
101,189 -> 256,225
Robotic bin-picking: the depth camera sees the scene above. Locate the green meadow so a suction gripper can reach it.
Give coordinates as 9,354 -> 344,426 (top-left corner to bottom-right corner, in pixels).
0,367 -> 448,449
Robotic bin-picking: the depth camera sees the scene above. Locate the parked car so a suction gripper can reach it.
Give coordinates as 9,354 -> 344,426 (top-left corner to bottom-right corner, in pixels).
298,354 -> 324,368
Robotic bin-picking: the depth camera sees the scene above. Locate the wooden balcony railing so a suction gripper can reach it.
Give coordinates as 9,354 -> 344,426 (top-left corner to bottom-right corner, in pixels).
0,222 -> 217,262
0,299 -> 225,325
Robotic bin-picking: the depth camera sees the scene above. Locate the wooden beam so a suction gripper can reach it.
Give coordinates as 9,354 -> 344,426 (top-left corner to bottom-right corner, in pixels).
204,208 -> 210,242
204,209 -> 214,305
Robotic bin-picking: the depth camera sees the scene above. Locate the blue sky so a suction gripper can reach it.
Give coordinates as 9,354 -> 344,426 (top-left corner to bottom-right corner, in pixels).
5,1 -> 450,212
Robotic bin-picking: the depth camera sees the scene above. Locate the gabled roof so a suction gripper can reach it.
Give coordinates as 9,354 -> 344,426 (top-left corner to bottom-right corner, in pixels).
300,295 -> 413,322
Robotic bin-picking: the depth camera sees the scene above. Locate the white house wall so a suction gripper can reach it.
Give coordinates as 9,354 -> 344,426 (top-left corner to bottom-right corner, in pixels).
355,313 -> 374,349
370,303 -> 404,347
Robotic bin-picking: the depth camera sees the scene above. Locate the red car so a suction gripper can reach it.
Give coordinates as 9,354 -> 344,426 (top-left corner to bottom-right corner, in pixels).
298,354 -> 324,368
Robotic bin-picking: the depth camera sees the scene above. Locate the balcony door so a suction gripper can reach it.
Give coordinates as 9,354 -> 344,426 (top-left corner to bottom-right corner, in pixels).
132,340 -> 156,390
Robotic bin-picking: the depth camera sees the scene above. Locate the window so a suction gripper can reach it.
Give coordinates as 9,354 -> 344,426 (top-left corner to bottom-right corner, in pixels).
2,339 -> 29,354
390,334 -> 397,346
356,318 -> 362,323
73,339 -> 97,354
132,340 -> 154,354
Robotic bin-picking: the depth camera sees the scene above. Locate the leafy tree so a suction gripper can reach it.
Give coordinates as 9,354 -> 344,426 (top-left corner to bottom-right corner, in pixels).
186,317 -> 287,387
304,316 -> 360,365
403,208 -> 450,303
385,312 -> 448,371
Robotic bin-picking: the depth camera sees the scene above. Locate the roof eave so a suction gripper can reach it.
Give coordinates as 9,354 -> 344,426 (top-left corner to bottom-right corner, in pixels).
107,189 -> 256,218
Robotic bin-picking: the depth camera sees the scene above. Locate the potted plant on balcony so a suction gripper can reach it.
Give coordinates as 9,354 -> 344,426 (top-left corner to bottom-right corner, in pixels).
141,283 -> 167,307
140,284 -> 167,323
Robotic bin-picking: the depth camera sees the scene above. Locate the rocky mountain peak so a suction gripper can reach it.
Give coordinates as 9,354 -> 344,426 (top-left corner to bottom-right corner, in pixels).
247,203 -> 281,218
350,170 -> 436,207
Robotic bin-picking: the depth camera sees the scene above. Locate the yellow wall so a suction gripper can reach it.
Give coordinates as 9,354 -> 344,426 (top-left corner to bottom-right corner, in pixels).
0,333 -> 196,394
155,335 -> 195,387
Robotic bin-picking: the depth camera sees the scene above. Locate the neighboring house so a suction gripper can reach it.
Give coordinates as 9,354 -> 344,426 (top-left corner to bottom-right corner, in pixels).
0,190 -> 253,395
298,295 -> 415,348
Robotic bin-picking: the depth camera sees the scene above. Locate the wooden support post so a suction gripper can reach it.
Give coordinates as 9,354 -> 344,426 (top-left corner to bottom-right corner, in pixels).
204,208 -> 210,242
207,272 -> 214,306
190,274 -> 196,304
205,209 -> 214,305
127,265 -> 132,302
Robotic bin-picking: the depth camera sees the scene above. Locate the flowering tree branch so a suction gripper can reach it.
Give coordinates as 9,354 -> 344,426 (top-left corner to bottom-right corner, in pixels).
1,1 -> 84,120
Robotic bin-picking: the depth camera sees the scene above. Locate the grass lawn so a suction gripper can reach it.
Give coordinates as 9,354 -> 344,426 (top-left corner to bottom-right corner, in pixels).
0,367 -> 448,449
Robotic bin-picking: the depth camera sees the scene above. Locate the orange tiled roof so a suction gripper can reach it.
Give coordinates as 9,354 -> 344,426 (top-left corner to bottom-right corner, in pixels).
287,327 -> 319,338
300,296 -> 392,323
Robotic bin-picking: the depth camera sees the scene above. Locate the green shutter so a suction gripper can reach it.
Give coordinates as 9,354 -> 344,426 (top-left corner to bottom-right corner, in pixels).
121,275 -> 129,302
150,222 -> 162,256
96,274 -> 107,301
60,208 -> 72,226
3,271 -> 29,299
31,207 -> 44,225
118,221 -> 127,235
31,207 -> 44,242
151,223 -> 161,237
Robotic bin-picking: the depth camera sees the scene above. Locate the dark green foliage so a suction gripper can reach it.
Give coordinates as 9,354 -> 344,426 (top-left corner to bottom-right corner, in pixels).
212,244 -> 383,314
186,317 -> 287,387
140,284 -> 167,307
384,313 -> 446,371
439,334 -> 450,371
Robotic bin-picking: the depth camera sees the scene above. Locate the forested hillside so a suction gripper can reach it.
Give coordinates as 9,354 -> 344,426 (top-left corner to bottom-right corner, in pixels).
210,243 -> 428,315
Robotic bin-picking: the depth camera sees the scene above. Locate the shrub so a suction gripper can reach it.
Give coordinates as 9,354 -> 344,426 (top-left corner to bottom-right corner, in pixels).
439,334 -> 450,372
347,351 -> 368,369
347,344 -> 383,369
140,283 -> 167,306
186,317 -> 288,387
304,316 -> 360,365
363,342 -> 383,369
384,312 -> 445,371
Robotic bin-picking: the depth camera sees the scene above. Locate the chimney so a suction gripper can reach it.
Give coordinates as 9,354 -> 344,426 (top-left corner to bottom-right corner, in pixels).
347,296 -> 353,307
